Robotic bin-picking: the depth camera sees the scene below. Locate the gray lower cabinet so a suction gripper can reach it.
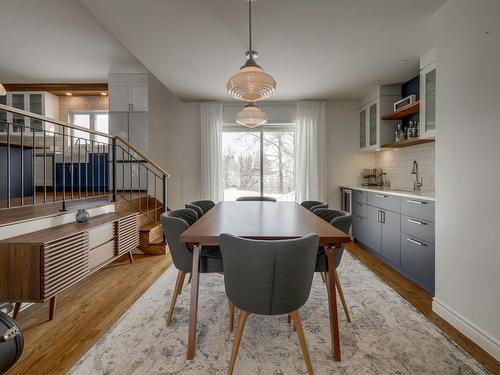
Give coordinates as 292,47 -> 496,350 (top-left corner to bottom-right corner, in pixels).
381,210 -> 401,267
400,234 -> 435,294
365,205 -> 382,254
350,189 -> 435,294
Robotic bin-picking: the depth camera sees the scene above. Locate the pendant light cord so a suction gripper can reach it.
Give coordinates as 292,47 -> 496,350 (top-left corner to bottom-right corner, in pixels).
248,0 -> 252,59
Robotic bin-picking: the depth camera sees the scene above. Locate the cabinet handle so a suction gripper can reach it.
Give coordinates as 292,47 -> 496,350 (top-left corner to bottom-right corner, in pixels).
375,194 -> 388,198
377,211 -> 380,222
407,199 -> 426,205
407,237 -> 427,246
381,211 -> 386,224
354,202 -> 362,207
407,218 -> 426,225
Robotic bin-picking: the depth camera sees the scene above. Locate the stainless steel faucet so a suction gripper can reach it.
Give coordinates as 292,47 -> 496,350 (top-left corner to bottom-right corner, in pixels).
411,160 -> 423,191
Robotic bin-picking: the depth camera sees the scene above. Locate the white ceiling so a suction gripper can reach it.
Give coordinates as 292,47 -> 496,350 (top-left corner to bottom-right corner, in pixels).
0,0 -> 446,101
81,0 -> 445,101
0,0 -> 144,83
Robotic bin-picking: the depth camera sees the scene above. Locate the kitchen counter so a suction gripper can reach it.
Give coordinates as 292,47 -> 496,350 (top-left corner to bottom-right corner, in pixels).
341,185 -> 435,201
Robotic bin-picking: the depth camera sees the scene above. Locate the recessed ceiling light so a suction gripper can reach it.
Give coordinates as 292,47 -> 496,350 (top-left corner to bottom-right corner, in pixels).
65,92 -> 72,96
396,59 -> 410,66
100,92 -> 107,96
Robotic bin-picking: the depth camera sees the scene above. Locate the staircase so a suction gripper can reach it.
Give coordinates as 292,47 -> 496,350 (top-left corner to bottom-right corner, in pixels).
0,103 -> 170,255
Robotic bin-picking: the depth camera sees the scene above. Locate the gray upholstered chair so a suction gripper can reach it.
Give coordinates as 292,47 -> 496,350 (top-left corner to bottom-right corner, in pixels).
235,196 -> 277,202
301,200 -> 328,212
188,200 -> 215,216
161,209 -> 223,326
314,209 -> 353,323
185,203 -> 203,218
220,234 -> 319,375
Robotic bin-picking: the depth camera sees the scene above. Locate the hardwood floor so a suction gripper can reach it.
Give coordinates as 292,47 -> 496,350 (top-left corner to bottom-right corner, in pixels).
4,241 -> 498,374
346,242 -> 500,374
6,253 -> 172,375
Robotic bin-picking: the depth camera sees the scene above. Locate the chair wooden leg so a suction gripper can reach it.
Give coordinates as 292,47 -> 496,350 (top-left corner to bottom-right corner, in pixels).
49,296 -> 57,320
228,310 -> 249,375
128,250 -> 134,263
334,272 -> 351,323
177,272 -> 186,296
229,301 -> 235,332
12,303 -> 21,320
291,310 -> 314,375
187,272 -> 192,284
166,270 -> 185,326
320,272 -> 325,283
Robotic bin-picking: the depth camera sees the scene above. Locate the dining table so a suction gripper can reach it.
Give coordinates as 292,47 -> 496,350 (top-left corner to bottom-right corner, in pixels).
179,201 -> 351,361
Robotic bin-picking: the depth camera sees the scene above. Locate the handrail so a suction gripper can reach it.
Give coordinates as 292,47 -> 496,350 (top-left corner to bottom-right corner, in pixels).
0,103 -> 170,178
115,136 -> 170,178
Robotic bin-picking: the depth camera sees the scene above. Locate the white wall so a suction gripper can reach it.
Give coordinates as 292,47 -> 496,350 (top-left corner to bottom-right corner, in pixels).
325,101 -> 374,209
148,74 -> 201,209
433,0 -> 500,361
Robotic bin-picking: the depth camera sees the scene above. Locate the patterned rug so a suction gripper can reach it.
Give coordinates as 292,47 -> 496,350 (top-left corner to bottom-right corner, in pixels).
70,252 -> 489,374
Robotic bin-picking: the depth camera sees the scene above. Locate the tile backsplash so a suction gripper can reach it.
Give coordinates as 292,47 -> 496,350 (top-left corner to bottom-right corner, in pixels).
374,142 -> 435,191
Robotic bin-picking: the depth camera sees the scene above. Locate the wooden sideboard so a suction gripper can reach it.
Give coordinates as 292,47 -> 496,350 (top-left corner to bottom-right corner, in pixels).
0,212 -> 139,320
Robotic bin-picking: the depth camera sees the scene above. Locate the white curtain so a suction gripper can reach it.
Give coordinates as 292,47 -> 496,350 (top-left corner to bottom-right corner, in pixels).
295,101 -> 327,203
200,102 -> 224,202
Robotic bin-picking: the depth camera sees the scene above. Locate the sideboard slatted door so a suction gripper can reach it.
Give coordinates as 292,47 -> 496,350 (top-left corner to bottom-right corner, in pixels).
41,232 -> 89,299
116,214 -> 139,256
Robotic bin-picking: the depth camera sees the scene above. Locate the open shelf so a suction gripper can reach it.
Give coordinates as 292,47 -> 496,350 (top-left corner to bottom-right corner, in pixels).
381,137 -> 435,149
381,101 -> 420,120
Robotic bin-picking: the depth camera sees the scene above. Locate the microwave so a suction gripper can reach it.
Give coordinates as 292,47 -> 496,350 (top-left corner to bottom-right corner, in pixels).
394,95 -> 417,111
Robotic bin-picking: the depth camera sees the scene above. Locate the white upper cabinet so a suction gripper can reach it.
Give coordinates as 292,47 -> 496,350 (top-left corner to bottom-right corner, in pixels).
109,73 -> 148,112
359,85 -> 401,151
420,48 -> 436,139
4,91 -> 59,133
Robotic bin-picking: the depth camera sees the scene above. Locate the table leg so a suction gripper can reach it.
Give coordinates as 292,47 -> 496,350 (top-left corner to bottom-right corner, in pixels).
326,246 -> 341,361
187,245 -> 201,360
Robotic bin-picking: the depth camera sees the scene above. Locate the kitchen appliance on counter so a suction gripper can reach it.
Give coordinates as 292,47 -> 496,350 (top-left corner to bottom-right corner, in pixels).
394,94 -> 417,111
362,168 -> 387,187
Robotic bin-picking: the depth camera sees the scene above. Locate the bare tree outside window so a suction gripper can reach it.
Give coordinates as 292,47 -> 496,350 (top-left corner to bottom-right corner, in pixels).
223,129 -> 295,201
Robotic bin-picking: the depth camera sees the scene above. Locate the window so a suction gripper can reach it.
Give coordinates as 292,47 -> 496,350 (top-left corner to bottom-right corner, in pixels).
223,124 -> 295,201
69,111 -> 109,144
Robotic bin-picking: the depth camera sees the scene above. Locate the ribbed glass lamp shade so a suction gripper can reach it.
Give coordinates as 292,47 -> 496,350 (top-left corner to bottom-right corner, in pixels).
227,63 -> 276,102
236,103 -> 268,128
0,84 -> 6,96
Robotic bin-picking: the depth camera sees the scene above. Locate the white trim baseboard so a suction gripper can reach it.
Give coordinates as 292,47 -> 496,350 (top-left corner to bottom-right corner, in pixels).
433,297 -> 500,362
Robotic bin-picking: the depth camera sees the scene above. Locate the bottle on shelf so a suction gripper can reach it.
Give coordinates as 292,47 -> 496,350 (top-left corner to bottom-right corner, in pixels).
395,123 -> 402,143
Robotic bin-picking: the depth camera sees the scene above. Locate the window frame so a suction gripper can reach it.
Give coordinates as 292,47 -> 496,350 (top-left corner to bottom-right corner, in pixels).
69,110 -> 109,144
222,122 -> 296,200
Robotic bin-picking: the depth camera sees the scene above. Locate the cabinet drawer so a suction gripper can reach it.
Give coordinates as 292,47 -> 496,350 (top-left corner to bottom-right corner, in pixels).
116,214 -> 140,255
89,240 -> 115,270
352,214 -> 368,245
401,198 -> 435,222
352,201 -> 367,218
88,223 -> 115,250
42,232 -> 89,299
401,215 -> 435,244
367,192 -> 401,213
400,233 -> 435,293
352,190 -> 367,204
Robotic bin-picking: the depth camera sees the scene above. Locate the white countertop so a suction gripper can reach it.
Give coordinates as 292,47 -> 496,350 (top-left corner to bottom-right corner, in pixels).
341,185 -> 435,201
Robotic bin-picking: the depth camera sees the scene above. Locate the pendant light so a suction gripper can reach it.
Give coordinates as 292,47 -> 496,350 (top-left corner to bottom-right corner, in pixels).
236,102 -> 268,128
226,0 -> 276,102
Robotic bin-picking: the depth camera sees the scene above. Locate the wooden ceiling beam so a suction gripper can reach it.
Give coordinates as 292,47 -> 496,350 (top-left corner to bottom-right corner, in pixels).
2,83 -> 108,96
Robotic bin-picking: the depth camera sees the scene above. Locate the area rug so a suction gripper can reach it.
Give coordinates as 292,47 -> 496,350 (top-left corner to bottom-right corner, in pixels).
70,252 -> 489,374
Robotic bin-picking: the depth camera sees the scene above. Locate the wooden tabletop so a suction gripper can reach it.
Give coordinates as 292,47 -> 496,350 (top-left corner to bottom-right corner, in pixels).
179,201 -> 351,246
0,211 -> 137,245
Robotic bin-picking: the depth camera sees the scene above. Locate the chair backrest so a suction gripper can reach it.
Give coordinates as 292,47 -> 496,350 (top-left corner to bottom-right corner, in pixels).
189,200 -> 215,215
185,203 -> 203,218
236,196 -> 277,202
220,234 -> 319,315
160,209 -> 196,272
169,208 -> 198,226
301,200 -> 328,211
316,209 -> 352,268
